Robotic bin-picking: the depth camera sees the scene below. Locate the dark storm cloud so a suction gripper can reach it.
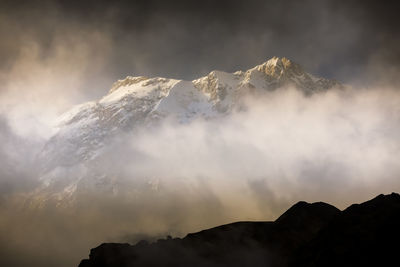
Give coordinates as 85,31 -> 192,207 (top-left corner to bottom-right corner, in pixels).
1,0 -> 399,100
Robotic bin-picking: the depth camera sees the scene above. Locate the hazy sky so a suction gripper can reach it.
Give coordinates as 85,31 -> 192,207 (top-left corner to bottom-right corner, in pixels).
1,0 -> 399,99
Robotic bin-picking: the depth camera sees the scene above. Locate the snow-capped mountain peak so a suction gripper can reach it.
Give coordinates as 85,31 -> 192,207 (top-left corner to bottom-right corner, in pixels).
36,57 -> 343,203
259,56 -> 303,77
245,57 -> 340,93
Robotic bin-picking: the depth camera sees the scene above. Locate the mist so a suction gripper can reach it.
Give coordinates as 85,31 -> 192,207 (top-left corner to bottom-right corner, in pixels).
104,85 -> 400,210
1,0 -> 400,266
1,84 -> 400,266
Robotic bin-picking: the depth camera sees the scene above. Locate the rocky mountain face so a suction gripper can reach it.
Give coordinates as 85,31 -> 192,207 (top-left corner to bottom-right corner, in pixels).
78,193 -> 400,267
34,57 -> 342,205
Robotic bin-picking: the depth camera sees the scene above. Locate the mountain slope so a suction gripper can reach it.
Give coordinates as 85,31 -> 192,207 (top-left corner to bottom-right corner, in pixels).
78,193 -> 400,267
42,57 -> 340,167
35,57 -> 342,204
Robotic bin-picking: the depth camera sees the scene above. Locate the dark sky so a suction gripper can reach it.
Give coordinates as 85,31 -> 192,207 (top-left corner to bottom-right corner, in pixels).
0,0 -> 399,98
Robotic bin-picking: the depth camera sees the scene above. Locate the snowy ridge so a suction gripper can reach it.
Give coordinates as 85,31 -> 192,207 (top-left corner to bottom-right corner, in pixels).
35,57 -> 342,204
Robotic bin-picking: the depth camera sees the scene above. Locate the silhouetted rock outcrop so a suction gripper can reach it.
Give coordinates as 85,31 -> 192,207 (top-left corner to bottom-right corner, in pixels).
289,193 -> 400,267
79,193 -> 400,267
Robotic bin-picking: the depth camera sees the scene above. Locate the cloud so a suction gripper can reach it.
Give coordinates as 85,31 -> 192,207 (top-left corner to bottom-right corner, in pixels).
1,85 -> 400,266
1,0 -> 399,86
118,86 -> 400,205
0,25 -> 113,138
0,1 -> 399,266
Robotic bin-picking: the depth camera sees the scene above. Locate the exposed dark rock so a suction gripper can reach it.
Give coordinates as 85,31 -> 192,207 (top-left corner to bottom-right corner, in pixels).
79,193 -> 400,267
289,193 -> 400,267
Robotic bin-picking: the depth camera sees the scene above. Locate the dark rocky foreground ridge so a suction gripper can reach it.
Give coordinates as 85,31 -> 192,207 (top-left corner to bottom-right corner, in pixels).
79,193 -> 400,267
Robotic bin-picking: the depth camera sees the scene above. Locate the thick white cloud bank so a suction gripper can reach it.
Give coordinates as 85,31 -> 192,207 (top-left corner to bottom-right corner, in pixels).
1,85 -> 400,267
118,86 -> 400,208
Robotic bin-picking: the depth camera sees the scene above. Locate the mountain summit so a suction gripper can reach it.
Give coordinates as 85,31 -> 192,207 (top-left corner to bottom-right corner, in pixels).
253,57 -> 339,92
